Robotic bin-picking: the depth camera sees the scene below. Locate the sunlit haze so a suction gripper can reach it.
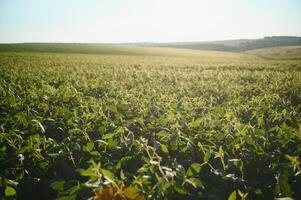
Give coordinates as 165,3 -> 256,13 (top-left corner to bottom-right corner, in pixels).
0,0 -> 301,43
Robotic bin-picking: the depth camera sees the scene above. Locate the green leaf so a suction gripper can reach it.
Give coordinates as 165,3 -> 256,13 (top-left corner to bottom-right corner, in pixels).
203,150 -> 211,163
120,169 -> 125,180
84,142 -> 94,152
108,105 -> 118,113
285,155 -> 298,166
275,172 -> 293,197
160,144 -> 169,153
67,119 -> 73,126
189,118 -> 202,128
174,185 -> 189,195
187,163 -> 202,176
103,127 -> 124,140
5,186 -> 16,197
102,132 -> 115,139
78,167 -> 98,178
101,169 -> 116,182
90,151 -> 101,157
186,177 -> 204,188
228,190 -> 237,200
0,145 -> 7,152
108,138 -> 117,148
157,130 -> 169,139
50,181 -> 66,191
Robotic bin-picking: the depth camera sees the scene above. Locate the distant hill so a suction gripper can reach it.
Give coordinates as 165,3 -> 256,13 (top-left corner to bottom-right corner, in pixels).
145,36 -> 301,52
1,36 -> 301,57
245,45 -> 301,60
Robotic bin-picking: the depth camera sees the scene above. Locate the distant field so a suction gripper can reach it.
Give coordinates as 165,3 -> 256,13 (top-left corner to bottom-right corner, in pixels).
145,36 -> 301,52
0,43 -> 257,61
246,46 -> 301,60
2,43 -> 301,62
0,45 -> 301,200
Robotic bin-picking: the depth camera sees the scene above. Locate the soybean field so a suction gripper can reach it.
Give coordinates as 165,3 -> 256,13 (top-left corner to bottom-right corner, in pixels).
0,45 -> 301,200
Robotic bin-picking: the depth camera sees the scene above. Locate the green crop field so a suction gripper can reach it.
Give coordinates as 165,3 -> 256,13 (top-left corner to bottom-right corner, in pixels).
246,46 -> 301,60
0,45 -> 301,200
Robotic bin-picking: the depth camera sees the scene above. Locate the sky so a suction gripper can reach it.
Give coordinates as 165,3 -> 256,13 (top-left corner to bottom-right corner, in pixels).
0,0 -> 301,43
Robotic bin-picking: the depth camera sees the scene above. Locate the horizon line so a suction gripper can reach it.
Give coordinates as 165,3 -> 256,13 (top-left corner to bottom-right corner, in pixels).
1,35 -> 301,45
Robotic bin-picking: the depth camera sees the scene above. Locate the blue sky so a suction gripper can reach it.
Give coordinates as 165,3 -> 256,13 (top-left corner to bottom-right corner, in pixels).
0,0 -> 301,43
